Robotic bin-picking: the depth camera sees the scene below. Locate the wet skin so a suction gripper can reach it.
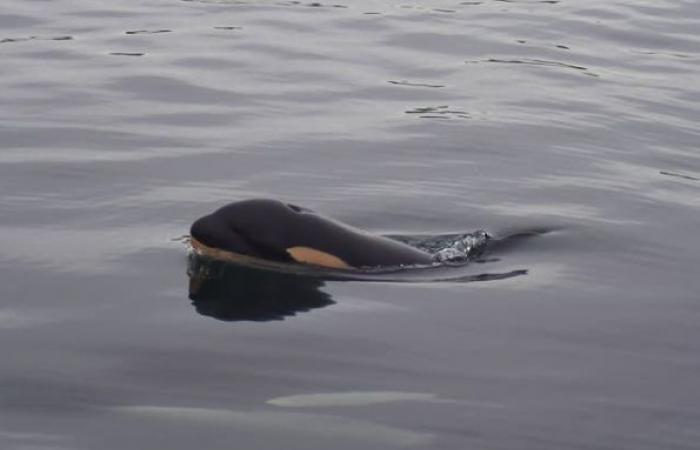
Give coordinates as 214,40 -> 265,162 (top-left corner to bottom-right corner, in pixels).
190,199 -> 434,269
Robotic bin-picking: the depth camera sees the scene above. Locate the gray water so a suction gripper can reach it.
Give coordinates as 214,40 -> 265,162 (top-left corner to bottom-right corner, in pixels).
2,0 -> 700,448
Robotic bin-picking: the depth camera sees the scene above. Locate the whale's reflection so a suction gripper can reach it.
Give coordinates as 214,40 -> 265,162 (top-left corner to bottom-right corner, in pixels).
187,253 -> 334,322
184,228 -> 547,322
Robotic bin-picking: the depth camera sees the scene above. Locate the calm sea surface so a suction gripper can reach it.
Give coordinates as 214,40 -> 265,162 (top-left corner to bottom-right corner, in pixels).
1,1 -> 700,449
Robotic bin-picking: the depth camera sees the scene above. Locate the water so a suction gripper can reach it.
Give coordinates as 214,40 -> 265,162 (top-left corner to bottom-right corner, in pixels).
1,0 -> 699,448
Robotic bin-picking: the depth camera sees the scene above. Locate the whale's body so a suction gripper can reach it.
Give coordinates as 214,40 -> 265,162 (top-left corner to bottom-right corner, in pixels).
190,199 -> 433,270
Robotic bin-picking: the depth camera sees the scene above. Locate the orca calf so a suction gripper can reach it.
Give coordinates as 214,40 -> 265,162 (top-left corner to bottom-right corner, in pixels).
190,199 -> 433,270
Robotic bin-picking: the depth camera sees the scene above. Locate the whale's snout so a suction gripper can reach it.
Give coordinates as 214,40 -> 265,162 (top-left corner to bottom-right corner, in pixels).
190,213 -> 256,256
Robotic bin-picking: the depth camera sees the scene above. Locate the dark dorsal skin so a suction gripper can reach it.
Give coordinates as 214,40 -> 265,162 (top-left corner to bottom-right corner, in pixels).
190,199 -> 433,269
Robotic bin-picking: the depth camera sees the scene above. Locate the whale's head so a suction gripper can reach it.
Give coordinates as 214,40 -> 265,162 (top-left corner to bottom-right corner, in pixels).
190,199 -> 310,263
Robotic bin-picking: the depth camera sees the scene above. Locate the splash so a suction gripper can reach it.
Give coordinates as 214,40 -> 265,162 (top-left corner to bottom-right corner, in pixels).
391,231 -> 490,265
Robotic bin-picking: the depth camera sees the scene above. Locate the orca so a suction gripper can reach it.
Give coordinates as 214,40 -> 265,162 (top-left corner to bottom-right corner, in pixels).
190,199 -> 433,270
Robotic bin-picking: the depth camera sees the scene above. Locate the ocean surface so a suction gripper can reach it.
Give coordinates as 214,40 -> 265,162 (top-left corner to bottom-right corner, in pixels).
2,1 -> 700,449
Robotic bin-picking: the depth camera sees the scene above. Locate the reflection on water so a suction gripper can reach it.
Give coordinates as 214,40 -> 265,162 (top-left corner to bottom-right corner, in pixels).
188,254 -> 334,321
0,35 -> 73,44
267,391 -> 440,407
466,58 -> 599,77
185,229 -> 535,321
